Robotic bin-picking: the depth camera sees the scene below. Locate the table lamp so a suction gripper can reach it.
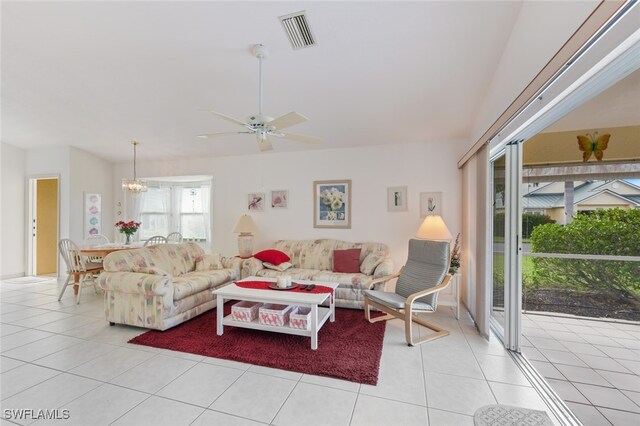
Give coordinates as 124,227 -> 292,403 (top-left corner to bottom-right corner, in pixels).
416,214 -> 453,242
233,215 -> 258,258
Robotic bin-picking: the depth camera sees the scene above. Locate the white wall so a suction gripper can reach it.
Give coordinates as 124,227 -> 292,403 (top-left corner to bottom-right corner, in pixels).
470,0 -> 599,146
114,141 -> 464,269
1,145 -> 115,277
69,147 -> 114,243
1,143 -> 26,278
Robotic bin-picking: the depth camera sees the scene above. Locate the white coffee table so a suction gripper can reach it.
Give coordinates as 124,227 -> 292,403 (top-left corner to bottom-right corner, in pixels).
213,276 -> 339,350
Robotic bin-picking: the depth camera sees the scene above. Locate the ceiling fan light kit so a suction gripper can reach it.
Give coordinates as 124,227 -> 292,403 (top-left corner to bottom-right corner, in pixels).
198,43 -> 321,152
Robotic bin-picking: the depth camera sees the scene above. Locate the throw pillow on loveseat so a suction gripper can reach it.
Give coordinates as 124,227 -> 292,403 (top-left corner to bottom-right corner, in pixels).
242,239 -> 395,309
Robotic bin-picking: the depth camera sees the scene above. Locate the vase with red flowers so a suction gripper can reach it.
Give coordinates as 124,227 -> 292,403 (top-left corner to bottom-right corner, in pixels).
115,220 -> 141,245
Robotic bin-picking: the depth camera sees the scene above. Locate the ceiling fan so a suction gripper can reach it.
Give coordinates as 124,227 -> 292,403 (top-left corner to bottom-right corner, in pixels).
198,44 -> 321,152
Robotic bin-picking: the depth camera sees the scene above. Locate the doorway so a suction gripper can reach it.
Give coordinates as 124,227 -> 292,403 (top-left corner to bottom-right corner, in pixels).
28,177 -> 59,276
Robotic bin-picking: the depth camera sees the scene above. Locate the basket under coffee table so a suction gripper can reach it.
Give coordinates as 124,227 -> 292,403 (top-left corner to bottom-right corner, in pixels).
213,276 -> 339,350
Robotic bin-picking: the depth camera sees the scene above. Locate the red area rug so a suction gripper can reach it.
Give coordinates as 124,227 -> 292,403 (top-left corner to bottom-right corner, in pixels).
128,303 -> 386,385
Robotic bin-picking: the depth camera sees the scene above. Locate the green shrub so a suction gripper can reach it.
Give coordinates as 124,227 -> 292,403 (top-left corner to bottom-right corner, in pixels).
523,213 -> 556,239
529,208 -> 640,303
493,212 -> 555,239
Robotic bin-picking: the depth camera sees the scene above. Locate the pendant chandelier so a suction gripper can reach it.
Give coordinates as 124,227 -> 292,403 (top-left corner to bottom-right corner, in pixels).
121,140 -> 147,193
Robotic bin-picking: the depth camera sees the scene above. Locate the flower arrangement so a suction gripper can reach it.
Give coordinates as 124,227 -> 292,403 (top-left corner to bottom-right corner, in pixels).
115,220 -> 141,244
450,233 -> 461,273
321,187 -> 345,211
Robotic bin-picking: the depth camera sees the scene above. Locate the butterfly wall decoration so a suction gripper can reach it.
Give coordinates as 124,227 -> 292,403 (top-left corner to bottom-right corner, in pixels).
577,132 -> 610,162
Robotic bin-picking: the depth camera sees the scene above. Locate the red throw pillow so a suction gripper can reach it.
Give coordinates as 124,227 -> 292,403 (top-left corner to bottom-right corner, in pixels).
254,249 -> 290,266
333,248 -> 361,273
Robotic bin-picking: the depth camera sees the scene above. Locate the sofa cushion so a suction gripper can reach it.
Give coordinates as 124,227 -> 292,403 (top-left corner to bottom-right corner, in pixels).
196,253 -> 223,271
159,243 -> 204,276
310,271 -> 373,289
254,249 -> 290,265
333,248 -> 361,273
174,269 -> 239,301
103,248 -> 169,274
271,239 -> 390,273
173,274 -> 212,301
263,261 -> 293,272
103,242 -> 204,277
360,253 -> 385,275
255,268 -> 321,281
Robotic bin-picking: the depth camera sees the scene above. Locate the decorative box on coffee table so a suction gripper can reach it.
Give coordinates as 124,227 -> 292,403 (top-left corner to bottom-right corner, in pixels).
213,277 -> 339,350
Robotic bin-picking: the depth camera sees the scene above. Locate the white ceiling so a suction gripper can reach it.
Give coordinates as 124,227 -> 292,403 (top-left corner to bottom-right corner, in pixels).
1,1 -> 523,163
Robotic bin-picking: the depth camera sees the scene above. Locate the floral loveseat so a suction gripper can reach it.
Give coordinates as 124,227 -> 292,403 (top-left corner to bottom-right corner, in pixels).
242,239 -> 395,309
98,242 -> 241,330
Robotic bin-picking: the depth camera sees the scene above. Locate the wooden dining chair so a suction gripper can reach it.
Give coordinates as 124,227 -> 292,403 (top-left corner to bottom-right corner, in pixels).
83,234 -> 109,246
166,232 -> 183,243
82,234 -> 110,262
144,235 -> 168,246
58,239 -> 103,304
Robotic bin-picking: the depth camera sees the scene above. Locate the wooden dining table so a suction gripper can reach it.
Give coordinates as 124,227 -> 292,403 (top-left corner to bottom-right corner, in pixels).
74,243 -> 143,296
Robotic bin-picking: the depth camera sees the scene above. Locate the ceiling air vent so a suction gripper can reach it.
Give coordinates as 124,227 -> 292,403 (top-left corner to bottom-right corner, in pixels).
279,11 -> 316,50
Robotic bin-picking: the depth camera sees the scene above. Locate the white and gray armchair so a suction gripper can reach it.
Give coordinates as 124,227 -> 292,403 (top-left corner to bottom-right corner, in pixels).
364,239 -> 451,346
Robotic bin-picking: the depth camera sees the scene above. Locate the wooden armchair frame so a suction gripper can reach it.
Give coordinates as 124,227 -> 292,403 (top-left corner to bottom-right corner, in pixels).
364,269 -> 452,346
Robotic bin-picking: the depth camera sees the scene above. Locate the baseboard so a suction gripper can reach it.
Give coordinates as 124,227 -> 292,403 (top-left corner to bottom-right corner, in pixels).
0,272 -> 25,280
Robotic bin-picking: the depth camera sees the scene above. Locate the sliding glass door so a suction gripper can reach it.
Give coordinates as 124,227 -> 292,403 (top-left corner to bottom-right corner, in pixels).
490,142 -> 522,351
490,154 -> 506,338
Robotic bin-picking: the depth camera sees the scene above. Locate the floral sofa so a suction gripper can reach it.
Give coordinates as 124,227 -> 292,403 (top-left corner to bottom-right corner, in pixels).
242,239 -> 395,309
98,242 -> 241,330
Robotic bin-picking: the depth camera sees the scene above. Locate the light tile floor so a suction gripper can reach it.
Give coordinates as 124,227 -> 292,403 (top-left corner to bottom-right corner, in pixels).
1,277 -> 558,426
522,312 -> 640,426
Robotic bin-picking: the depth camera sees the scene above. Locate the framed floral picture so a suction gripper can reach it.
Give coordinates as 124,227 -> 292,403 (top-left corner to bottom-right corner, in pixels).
420,191 -> 442,218
387,186 -> 408,212
247,193 -> 265,211
84,192 -> 102,237
271,190 -> 288,209
314,180 -> 351,229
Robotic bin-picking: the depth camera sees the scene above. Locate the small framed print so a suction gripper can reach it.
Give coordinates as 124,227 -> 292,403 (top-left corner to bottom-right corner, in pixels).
314,180 -> 351,229
248,193 -> 265,211
420,192 -> 442,218
271,190 -> 288,209
387,186 -> 407,212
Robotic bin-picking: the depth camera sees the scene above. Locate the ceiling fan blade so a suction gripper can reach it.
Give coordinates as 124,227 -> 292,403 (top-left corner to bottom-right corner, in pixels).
280,132 -> 322,144
197,131 -> 253,139
201,110 -> 250,126
257,134 -> 273,152
268,112 -> 309,130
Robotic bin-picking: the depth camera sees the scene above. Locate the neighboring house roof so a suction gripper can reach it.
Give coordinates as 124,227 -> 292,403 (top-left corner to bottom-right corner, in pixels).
523,179 -> 640,209
578,189 -> 640,207
588,180 -> 640,195
522,194 -> 563,209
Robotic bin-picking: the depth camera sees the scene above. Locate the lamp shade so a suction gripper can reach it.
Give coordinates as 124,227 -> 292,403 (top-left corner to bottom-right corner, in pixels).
233,215 -> 258,234
416,215 -> 452,241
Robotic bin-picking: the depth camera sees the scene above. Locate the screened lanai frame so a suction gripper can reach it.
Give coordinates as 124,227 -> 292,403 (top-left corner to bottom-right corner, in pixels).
486,2 -> 640,352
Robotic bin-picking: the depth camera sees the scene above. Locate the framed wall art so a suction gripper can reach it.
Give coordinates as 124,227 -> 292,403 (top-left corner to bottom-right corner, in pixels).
387,186 -> 408,212
247,193 -> 265,211
420,191 -> 442,217
84,192 -> 102,237
314,180 -> 351,229
271,190 -> 288,209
